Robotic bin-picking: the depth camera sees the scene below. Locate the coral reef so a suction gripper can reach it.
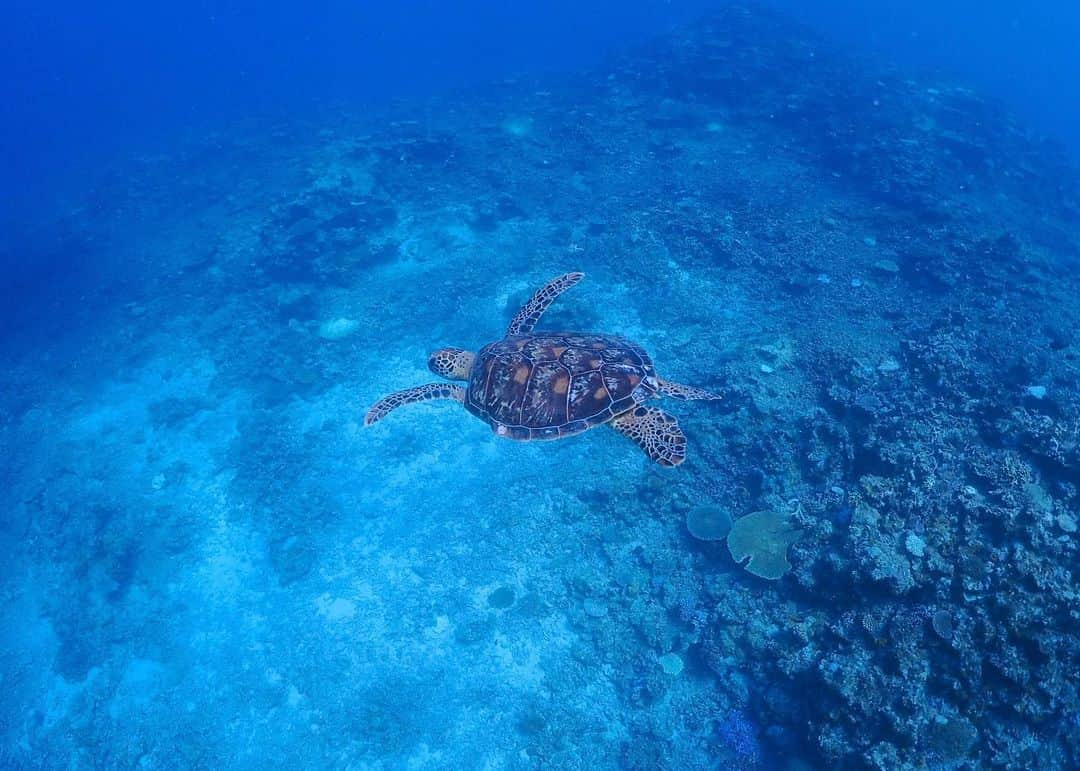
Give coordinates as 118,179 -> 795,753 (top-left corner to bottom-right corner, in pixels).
727,510 -> 803,580
1,4 -> 1078,770
686,504 -> 733,541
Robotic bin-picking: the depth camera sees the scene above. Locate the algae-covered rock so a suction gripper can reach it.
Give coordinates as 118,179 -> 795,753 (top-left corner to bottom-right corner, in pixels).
686,504 -> 733,541
318,317 -> 360,340
659,652 -> 684,676
727,510 -> 803,580
926,716 -> 978,761
487,586 -> 515,609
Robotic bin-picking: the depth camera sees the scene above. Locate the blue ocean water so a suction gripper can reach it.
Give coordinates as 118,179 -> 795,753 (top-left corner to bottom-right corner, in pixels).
3,2 -> 1079,769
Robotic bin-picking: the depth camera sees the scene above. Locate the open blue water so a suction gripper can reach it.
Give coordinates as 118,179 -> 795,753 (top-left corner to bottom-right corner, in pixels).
3,3 -> 1079,769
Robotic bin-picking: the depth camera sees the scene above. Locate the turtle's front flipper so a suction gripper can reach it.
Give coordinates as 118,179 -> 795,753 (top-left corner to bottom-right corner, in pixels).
610,406 -> 686,467
506,272 -> 584,336
657,379 -> 722,401
365,384 -> 465,426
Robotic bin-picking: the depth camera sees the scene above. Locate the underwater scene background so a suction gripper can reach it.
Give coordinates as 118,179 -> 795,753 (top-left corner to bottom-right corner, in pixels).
2,2 -> 1079,769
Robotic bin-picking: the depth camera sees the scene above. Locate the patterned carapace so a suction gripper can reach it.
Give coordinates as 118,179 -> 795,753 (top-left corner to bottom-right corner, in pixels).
464,333 -> 658,440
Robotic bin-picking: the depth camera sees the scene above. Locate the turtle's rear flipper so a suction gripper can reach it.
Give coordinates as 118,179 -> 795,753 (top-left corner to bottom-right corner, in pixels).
658,379 -> 722,401
506,271 -> 584,336
611,406 -> 686,467
365,384 -> 465,426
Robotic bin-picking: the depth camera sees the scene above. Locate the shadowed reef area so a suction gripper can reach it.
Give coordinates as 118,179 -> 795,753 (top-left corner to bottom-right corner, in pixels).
1,5 -> 1078,770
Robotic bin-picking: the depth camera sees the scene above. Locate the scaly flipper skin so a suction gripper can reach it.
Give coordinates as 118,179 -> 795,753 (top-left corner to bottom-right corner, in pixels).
365,384 -> 466,425
610,406 -> 687,467
657,378 -> 722,401
506,272 -> 584,336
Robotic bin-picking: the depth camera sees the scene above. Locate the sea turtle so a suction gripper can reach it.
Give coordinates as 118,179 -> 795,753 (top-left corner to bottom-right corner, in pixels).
365,272 -> 721,466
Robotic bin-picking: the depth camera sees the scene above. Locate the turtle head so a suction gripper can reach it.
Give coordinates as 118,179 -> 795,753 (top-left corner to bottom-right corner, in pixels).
428,348 -> 475,381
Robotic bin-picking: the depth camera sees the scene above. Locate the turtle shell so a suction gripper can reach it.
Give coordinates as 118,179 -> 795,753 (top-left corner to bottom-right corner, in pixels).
465,333 -> 658,440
